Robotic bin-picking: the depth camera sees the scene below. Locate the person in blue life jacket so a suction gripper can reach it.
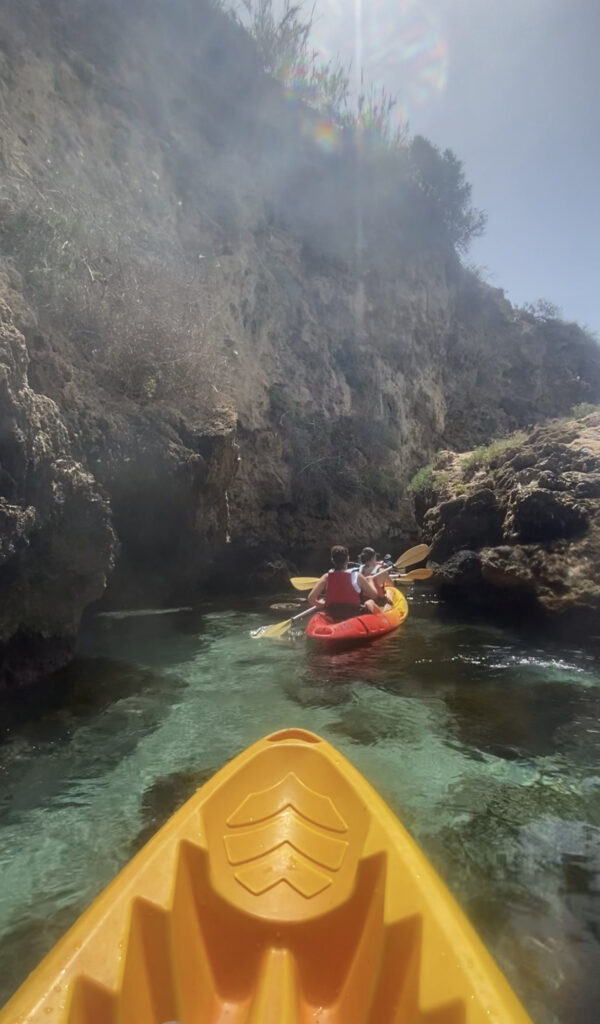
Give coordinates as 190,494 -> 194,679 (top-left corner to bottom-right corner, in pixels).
358,547 -> 392,610
308,545 -> 379,621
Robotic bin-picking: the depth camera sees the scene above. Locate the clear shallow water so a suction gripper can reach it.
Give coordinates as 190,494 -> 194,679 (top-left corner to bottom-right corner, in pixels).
0,592 -> 599,1023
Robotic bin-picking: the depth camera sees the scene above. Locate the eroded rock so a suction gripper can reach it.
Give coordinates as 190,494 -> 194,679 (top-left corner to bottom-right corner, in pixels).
507,489 -> 588,544
428,489 -> 504,562
421,418 -> 600,637
0,287 -> 116,689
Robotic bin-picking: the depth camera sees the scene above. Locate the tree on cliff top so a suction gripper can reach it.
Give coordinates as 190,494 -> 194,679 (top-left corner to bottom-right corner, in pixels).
409,136 -> 487,254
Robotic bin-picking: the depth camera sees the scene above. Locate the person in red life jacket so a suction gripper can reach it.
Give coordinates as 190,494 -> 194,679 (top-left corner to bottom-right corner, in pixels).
358,547 -> 392,610
308,545 -> 379,621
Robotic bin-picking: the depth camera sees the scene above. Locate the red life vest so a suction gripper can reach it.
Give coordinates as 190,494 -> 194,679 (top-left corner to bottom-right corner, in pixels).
325,569 -> 361,607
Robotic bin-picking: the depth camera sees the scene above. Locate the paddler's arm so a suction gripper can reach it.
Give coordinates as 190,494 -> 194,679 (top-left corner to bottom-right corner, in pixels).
308,574 -> 328,608
357,572 -> 378,601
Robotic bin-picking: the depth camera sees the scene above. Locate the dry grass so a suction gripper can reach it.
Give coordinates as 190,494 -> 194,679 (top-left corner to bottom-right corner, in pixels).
0,177 -> 231,409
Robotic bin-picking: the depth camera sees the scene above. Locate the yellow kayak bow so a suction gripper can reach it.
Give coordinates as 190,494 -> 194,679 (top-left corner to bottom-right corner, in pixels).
1,729 -> 533,1024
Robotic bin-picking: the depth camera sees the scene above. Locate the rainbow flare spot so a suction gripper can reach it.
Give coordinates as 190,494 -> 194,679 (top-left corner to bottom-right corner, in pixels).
312,119 -> 340,153
365,0 -> 448,122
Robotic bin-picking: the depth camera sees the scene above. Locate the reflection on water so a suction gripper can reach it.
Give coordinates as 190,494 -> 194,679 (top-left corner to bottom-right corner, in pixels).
0,592 -> 599,1023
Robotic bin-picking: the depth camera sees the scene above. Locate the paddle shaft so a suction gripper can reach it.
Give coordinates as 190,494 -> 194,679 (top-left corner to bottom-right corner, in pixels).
290,605 -> 318,624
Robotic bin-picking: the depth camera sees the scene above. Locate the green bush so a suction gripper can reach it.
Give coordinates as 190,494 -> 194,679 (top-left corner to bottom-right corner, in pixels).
407,464 -> 435,496
571,402 -> 599,419
361,466 -> 401,504
462,433 -> 527,474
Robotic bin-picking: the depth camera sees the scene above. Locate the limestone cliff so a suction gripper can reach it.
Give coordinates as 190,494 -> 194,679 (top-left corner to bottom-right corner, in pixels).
0,0 -> 599,685
0,270 -> 115,686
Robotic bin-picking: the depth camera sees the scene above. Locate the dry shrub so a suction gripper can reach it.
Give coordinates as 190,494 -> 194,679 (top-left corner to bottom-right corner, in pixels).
87,255 -> 231,407
0,178 -> 231,410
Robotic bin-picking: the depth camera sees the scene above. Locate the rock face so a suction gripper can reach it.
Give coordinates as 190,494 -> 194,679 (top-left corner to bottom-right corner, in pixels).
0,274 -> 116,689
0,263 -> 239,688
418,416 -> 600,638
0,0 -> 599,685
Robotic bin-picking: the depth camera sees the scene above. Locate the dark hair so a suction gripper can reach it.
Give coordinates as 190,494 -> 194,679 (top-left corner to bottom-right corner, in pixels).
330,545 -> 349,569
359,547 -> 376,564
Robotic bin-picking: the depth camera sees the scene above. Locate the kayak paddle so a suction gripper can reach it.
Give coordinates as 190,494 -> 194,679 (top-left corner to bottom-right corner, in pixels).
390,567 -> 433,582
393,543 -> 431,570
289,563 -> 392,592
251,604 -> 317,640
289,576 -> 322,591
290,555 -> 433,592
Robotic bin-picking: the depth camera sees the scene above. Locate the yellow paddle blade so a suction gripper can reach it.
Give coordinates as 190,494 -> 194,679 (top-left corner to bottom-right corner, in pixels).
392,567 -> 434,584
252,604 -> 316,639
251,617 -> 293,639
290,577 -> 319,591
394,543 -> 431,570
401,567 -> 433,581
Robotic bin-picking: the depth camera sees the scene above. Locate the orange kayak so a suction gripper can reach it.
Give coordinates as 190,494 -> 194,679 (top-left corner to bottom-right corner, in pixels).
306,585 -> 408,645
0,728 -> 533,1024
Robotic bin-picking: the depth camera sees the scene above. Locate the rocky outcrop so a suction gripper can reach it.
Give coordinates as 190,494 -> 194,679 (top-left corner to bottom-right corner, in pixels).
0,274 -> 116,689
418,415 -> 600,638
0,259 -> 240,687
0,0 -> 599,685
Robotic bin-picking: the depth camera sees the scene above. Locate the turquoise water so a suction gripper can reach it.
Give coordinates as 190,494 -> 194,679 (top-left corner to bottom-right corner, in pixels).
0,591 -> 599,1023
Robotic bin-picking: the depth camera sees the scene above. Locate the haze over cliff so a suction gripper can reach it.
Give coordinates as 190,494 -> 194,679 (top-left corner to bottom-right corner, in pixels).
1,0 -> 599,688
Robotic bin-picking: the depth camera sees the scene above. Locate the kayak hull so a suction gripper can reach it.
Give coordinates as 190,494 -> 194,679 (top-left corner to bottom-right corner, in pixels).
306,585 -> 408,645
1,728 -> 533,1024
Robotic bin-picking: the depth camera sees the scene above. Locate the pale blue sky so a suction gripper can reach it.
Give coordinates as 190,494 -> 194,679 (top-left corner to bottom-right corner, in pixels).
312,0 -> 600,334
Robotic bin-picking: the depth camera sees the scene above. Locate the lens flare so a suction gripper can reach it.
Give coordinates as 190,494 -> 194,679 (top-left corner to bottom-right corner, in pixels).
363,0 -> 448,121
313,0 -> 448,125
279,0 -> 448,146
311,119 -> 340,153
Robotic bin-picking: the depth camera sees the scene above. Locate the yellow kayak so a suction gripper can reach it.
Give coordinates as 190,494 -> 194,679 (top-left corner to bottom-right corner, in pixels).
1,729 -> 533,1024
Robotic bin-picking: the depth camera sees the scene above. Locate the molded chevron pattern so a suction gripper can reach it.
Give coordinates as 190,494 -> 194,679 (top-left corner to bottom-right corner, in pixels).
224,807 -> 348,869
234,845 -> 333,897
226,772 -> 348,831
224,773 -> 350,898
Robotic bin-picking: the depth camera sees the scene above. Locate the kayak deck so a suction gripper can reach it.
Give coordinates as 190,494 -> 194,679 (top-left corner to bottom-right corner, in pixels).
1,728 -> 532,1024
306,585 -> 408,644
